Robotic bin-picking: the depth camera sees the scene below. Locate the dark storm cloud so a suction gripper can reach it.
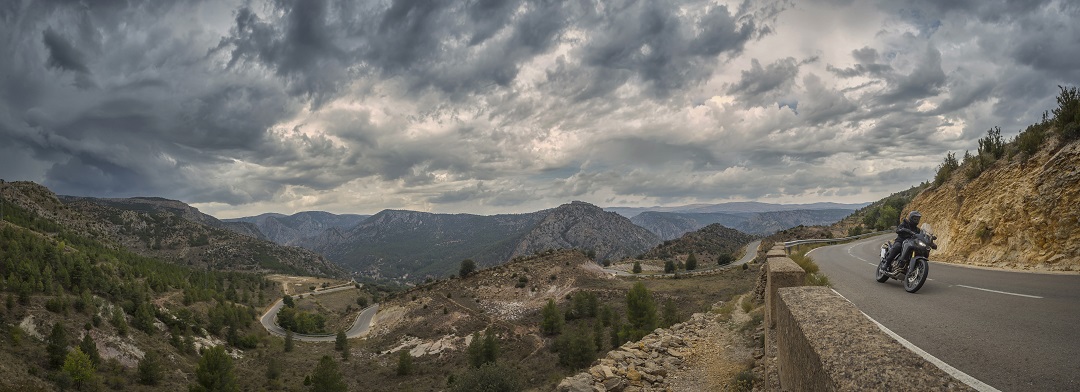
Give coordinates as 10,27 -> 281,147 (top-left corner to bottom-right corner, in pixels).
727,57 -> 800,107
42,27 -> 89,73
215,0 -> 348,106
580,1 -> 755,97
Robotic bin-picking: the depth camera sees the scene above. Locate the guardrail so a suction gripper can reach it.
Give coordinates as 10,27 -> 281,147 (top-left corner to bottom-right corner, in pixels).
782,230 -> 890,248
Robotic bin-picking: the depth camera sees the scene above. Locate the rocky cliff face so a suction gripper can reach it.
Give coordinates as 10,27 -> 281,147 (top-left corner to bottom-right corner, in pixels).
908,137 -> 1079,271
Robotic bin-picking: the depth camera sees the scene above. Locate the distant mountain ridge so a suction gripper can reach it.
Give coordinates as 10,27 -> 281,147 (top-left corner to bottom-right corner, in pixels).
224,211 -> 368,245
298,201 -> 661,281
605,201 -> 869,218
631,209 -> 856,240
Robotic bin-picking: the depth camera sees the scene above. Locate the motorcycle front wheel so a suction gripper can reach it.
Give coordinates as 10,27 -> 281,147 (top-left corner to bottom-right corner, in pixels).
904,258 -> 929,293
875,258 -> 889,283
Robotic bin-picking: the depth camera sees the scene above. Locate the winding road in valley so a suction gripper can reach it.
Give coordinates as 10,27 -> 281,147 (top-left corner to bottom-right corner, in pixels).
259,285 -> 379,342
810,235 -> 1080,392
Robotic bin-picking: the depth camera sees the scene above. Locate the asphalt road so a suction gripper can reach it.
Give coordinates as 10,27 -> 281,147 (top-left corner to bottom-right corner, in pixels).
259,286 -> 379,342
810,235 -> 1080,392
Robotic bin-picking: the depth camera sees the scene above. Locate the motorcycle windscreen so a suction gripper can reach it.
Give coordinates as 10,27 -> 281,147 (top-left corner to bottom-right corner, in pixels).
920,223 -> 933,235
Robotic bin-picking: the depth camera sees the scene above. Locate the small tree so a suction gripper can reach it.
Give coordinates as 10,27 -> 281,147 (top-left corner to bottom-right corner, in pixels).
717,253 -> 735,266
467,328 -> 499,368
190,346 -> 239,392
632,261 -> 642,274
283,295 -> 295,308
335,331 -> 347,352
540,299 -> 563,335
663,260 -> 675,273
284,330 -> 294,352
138,351 -> 162,386
459,259 -> 476,278
63,348 -> 98,390
79,334 -> 101,366
47,322 -> 69,369
555,327 -> 596,369
310,356 -> 347,392
396,350 -> 413,376
685,254 -> 698,271
934,151 -> 960,186
356,296 -> 368,308
624,282 -> 657,342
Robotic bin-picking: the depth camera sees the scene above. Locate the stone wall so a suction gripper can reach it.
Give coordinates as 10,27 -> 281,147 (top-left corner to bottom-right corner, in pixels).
775,286 -> 975,391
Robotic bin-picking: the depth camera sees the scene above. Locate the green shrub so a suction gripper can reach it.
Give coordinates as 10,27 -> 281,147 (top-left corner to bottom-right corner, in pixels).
450,363 -> 522,392
396,350 -> 413,376
1054,85 -> 1080,141
934,151 -> 959,186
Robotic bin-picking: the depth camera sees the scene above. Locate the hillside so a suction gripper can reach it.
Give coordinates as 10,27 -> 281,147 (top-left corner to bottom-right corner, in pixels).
512,201 -> 660,262
1,182 -> 342,277
352,249 -> 758,391
631,209 -> 854,240
224,211 -> 368,246
908,133 -> 1079,271
0,187 -> 293,391
301,201 -> 661,282
641,223 -> 756,265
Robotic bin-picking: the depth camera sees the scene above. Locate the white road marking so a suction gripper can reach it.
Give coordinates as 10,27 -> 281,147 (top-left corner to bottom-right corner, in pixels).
830,289 -> 1003,392
956,285 -> 1043,299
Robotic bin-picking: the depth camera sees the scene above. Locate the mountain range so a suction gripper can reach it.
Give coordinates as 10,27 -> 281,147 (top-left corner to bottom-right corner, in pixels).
604,201 -> 869,218
224,211 -> 369,245
629,209 -> 856,240
296,201 -> 660,281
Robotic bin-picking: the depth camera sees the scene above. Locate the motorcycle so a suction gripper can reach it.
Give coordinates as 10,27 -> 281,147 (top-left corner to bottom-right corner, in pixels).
876,223 -> 937,293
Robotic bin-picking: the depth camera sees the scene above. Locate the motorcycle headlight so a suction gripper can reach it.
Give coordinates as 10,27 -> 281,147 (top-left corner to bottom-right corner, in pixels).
917,240 -> 927,247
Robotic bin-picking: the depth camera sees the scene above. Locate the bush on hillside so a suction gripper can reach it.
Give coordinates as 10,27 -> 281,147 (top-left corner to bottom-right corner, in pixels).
933,151 -> 960,186
1054,85 -> 1080,141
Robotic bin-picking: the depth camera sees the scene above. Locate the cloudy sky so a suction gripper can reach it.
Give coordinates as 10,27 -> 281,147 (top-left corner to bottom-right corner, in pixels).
2,0 -> 1077,218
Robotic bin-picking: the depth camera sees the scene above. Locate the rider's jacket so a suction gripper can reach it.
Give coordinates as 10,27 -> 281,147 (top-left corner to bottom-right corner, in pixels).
894,218 -> 919,241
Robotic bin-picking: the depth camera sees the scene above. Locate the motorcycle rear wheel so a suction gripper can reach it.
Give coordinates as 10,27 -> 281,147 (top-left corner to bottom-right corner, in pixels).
904,258 -> 929,293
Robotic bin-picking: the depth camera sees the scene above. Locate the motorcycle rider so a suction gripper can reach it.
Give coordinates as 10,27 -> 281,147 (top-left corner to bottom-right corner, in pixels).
885,211 -> 921,271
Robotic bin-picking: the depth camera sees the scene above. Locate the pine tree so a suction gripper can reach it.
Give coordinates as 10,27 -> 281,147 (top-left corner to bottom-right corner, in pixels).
624,282 -> 657,342
396,350 -> 413,376
284,330 -> 294,352
138,351 -> 162,386
459,259 -> 476,278
79,334 -> 101,366
310,356 -> 347,392
540,299 -> 563,335
685,254 -> 698,271
190,346 -> 239,392
334,330 -> 347,351
47,322 -> 69,369
467,328 -> 499,368
632,261 -> 642,274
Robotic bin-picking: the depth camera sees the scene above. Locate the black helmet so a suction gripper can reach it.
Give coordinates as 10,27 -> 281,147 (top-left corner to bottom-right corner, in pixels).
907,211 -> 921,226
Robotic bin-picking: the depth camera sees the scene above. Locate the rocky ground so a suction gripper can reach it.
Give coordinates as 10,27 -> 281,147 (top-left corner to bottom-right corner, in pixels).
558,296 -> 761,392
